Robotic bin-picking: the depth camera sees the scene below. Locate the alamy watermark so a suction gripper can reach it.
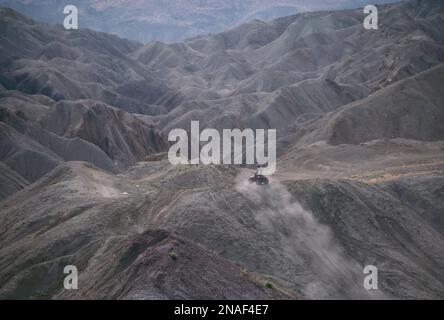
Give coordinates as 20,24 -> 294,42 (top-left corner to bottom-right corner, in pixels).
63,5 -> 78,30
363,265 -> 378,290
168,121 -> 276,175
364,5 -> 378,30
63,265 -> 78,290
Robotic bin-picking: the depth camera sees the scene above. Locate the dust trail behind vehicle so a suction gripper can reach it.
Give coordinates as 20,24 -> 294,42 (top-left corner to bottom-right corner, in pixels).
235,171 -> 385,299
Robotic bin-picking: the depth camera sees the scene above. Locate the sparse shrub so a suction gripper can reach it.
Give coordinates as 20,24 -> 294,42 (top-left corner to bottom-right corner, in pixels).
169,250 -> 178,260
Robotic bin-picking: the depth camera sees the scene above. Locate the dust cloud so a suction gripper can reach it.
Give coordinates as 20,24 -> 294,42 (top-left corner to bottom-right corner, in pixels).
235,171 -> 384,299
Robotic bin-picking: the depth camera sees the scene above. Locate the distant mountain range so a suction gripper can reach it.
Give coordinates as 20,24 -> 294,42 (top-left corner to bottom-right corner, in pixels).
0,0 -> 398,43
0,0 -> 444,299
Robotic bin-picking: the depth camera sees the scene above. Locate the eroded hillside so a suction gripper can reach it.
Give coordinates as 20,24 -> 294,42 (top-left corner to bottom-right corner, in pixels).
0,0 -> 443,299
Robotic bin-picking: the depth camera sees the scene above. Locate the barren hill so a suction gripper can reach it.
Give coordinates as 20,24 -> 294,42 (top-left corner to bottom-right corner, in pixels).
0,0 -> 443,299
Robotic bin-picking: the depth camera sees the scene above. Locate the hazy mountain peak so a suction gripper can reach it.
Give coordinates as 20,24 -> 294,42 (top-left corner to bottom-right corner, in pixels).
1,1 -> 444,300
0,0 -> 399,43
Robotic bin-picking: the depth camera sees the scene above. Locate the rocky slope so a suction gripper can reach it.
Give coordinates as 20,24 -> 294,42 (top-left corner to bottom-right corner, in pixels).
292,63 -> 444,146
0,0 -> 443,299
